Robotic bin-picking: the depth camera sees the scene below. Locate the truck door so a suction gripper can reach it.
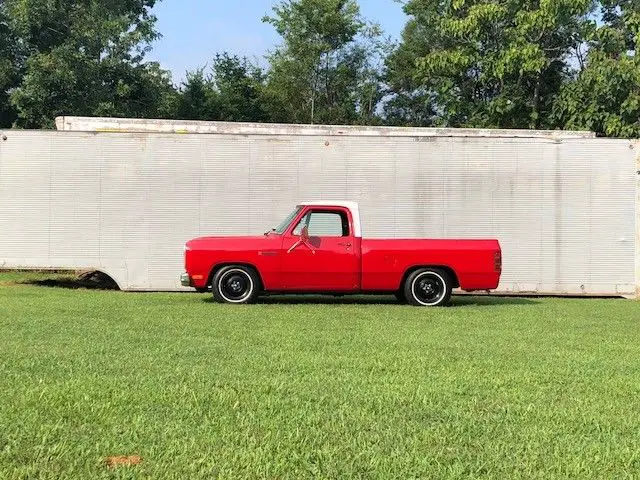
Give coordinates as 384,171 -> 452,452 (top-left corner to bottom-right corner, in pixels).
280,207 -> 360,291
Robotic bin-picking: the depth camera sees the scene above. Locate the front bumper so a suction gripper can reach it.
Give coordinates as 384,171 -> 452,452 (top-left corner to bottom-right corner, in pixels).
180,273 -> 191,287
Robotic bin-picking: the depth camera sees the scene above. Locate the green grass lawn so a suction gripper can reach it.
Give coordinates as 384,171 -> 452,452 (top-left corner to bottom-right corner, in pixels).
1,272 -> 639,479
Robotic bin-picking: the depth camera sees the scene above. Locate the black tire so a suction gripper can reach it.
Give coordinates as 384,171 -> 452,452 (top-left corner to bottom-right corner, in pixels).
404,268 -> 452,307
394,290 -> 407,304
212,266 -> 260,304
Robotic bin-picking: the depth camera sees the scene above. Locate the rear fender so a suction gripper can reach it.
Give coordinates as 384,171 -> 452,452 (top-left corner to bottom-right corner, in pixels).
400,266 -> 460,290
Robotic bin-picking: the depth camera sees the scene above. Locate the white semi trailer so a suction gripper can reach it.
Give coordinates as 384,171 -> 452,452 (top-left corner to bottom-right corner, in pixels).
0,116 -> 637,297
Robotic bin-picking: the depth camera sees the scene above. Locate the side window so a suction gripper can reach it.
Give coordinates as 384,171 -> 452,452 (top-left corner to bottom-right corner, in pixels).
293,210 -> 349,237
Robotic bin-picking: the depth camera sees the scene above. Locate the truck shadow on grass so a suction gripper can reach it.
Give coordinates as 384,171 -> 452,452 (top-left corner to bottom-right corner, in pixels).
21,271 -> 119,290
204,295 -> 539,307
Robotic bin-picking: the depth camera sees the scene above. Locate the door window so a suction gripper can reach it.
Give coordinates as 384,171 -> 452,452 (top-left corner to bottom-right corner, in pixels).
293,210 -> 349,237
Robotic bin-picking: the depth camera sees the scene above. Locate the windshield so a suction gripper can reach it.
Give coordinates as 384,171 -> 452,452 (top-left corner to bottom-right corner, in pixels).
273,206 -> 302,234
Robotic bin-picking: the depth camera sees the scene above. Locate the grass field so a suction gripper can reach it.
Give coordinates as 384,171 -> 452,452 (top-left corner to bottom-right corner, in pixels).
1,271 -> 639,479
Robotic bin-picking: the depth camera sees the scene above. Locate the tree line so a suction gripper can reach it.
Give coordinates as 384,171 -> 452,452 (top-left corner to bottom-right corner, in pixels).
0,0 -> 638,137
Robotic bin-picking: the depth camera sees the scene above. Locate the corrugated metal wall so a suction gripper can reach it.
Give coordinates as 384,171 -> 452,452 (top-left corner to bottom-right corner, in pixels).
0,130 -> 637,295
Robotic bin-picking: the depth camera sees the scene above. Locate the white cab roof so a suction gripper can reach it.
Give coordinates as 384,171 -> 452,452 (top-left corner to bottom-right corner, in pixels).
298,201 -> 362,237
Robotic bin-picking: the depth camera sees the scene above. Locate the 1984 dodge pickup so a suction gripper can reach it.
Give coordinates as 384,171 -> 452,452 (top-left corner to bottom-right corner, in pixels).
181,202 -> 502,306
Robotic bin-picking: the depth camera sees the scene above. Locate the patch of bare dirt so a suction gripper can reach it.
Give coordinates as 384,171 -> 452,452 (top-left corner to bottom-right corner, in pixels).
104,455 -> 143,469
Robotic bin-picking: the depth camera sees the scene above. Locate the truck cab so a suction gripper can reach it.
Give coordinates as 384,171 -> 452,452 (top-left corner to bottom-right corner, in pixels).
277,202 -> 362,292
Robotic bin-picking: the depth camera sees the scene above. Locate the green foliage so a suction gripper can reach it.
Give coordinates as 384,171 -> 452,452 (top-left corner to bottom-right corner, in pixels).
212,54 -> 268,122
553,0 -> 640,137
176,53 -> 268,122
0,3 -> 19,127
2,0 -> 640,136
176,70 -> 219,121
1,272 -> 640,477
386,0 -> 596,129
382,21 -> 436,126
262,0 -> 385,125
3,0 -> 174,128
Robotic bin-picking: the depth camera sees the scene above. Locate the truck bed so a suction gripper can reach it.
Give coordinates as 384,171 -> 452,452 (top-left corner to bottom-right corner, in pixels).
361,239 -> 501,292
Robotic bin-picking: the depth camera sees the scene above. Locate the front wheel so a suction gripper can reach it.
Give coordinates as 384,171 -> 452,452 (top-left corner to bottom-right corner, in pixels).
404,268 -> 452,307
212,266 -> 260,304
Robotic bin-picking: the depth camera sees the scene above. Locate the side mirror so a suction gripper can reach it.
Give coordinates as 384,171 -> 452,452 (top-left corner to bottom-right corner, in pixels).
287,225 -> 316,255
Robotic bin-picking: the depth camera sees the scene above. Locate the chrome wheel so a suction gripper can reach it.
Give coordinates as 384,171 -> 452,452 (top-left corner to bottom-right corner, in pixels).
404,268 -> 452,307
216,268 -> 255,303
412,273 -> 445,305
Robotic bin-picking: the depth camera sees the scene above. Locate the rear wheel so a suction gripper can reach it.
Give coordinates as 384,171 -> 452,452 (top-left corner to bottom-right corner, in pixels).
212,266 -> 260,304
404,268 -> 452,307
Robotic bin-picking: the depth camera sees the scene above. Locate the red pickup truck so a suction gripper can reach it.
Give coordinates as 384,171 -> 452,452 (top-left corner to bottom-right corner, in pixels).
181,202 -> 501,307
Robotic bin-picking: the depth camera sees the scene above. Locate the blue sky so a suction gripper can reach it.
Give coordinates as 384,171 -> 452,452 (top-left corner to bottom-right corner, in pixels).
148,0 -> 408,84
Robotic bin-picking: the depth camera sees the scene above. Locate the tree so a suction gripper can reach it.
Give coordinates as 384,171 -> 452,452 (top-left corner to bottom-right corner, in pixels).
382,19 -> 436,127
0,2 -> 19,127
210,53 -> 268,122
5,0 -> 175,128
176,69 -> 219,121
553,1 -> 640,137
262,0 -> 385,125
386,0 -> 595,129
176,53 -> 268,122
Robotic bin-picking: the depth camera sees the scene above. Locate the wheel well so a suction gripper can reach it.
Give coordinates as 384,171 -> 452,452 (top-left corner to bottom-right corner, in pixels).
80,269 -> 121,290
207,263 -> 264,290
400,266 -> 460,290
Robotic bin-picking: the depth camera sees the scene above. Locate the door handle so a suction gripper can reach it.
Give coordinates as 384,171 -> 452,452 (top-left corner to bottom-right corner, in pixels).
338,242 -> 352,248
